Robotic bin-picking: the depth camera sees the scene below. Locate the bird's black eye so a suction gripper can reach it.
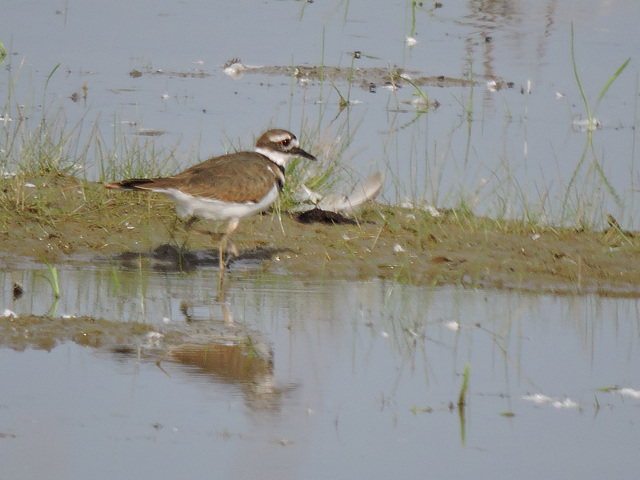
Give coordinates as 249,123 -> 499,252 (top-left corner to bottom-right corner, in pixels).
281,138 -> 291,147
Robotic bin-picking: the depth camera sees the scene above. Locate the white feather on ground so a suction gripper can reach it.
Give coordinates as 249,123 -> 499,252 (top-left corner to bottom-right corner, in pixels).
296,171 -> 384,214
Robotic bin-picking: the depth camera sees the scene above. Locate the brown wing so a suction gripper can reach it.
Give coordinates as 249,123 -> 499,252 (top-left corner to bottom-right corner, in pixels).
132,153 -> 283,204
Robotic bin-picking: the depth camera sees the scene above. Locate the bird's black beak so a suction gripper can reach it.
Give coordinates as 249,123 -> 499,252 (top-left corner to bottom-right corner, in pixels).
292,146 -> 317,161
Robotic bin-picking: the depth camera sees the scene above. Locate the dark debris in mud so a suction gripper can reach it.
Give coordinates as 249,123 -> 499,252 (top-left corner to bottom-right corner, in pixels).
295,208 -> 357,225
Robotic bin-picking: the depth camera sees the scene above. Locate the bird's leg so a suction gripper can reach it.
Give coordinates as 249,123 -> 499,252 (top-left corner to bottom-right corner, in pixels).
183,216 -> 199,230
178,216 -> 199,251
217,218 -> 240,288
218,218 -> 240,270
166,215 -> 198,253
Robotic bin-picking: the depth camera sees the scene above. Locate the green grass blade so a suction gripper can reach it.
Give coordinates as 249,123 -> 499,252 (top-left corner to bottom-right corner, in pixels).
45,63 -> 61,86
596,57 -> 631,109
40,257 -> 61,299
458,362 -> 470,407
570,23 -> 591,124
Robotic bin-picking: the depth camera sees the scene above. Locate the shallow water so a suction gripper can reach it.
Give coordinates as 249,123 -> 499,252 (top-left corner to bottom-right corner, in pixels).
2,0 -> 640,225
2,2 -> 640,478
1,263 -> 640,479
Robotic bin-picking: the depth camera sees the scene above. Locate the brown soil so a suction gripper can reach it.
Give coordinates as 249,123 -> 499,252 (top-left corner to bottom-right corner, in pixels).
1,175 -> 639,297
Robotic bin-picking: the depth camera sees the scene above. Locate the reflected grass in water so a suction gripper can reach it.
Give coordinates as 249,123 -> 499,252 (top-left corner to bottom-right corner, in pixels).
1,263 -> 640,477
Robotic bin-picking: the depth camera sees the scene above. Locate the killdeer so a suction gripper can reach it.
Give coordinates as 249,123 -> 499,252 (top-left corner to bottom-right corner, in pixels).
105,129 -> 316,284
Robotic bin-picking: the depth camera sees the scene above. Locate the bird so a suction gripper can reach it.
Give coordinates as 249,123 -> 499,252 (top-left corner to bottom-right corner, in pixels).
105,129 -> 316,286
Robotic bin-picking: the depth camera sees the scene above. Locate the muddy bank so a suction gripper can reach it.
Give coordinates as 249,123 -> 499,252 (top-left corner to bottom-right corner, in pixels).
2,175 -> 639,355
1,176 -> 639,297
0,309 -> 276,407
131,61 -> 512,93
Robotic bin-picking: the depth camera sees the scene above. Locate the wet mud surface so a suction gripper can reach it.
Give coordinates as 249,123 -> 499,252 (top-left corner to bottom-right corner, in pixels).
1,176 -> 639,295
0,308 -> 275,406
131,61 -> 511,93
1,176 -> 639,353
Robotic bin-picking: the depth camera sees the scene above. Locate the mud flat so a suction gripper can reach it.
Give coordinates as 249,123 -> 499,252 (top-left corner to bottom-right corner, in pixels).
1,176 -> 638,297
